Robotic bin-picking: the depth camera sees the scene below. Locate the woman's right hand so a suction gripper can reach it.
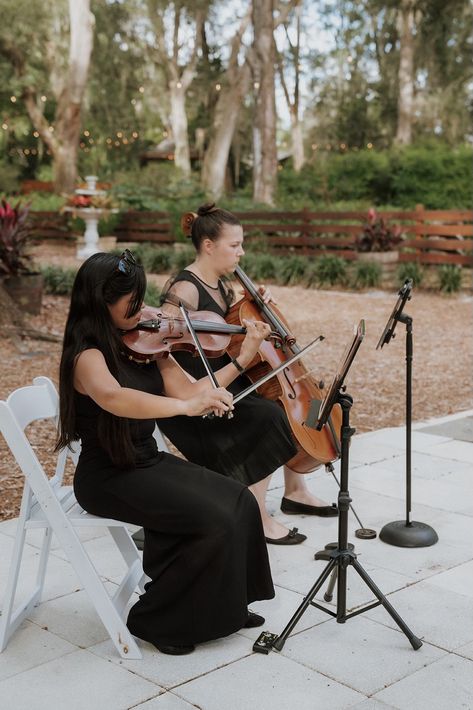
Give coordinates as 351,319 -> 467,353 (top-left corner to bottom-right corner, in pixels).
183,387 -> 234,418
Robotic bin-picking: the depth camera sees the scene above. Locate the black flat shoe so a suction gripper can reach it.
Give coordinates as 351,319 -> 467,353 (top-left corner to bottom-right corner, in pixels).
244,611 -> 265,628
281,497 -> 339,517
155,644 -> 196,655
265,527 -> 307,545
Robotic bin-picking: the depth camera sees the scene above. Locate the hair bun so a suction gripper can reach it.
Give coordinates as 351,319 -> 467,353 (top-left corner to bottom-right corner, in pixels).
197,202 -> 219,216
180,211 -> 198,237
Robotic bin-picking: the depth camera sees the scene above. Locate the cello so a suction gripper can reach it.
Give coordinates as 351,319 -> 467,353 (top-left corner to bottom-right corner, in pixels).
225,266 -> 342,473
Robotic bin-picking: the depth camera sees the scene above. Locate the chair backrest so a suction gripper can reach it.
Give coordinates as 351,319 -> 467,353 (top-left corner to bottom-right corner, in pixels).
0,378 -> 79,500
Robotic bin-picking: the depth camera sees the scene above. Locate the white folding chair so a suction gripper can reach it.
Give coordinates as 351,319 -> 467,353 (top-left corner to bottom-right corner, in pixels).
0,376 -> 146,659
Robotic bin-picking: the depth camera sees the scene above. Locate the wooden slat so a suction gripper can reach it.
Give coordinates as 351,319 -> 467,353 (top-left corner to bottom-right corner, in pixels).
402,238 -> 473,251
115,232 -> 173,243
414,224 -> 473,236
399,253 -> 473,266
244,223 -> 363,234
256,236 -> 355,247
420,210 -> 473,221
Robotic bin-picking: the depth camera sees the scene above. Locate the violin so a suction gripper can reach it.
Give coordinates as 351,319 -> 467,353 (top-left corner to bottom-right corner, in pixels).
225,266 -> 342,473
121,305 -> 282,363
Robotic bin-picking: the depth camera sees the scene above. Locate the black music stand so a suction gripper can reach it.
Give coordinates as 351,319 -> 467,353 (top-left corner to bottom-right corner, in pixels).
376,280 -> 438,548
253,320 -> 422,654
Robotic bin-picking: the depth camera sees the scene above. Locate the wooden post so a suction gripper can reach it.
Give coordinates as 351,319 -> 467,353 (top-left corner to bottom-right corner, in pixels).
415,204 -> 425,262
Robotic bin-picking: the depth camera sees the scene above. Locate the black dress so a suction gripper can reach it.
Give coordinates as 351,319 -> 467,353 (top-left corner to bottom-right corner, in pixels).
73,354 -> 274,647
158,270 -> 297,485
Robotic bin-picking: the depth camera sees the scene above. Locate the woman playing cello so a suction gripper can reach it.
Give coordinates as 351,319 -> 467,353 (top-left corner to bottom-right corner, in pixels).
157,203 -> 338,545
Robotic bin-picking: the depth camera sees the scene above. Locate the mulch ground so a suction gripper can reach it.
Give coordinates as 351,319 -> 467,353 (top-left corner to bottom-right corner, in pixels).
1,242 -> 472,521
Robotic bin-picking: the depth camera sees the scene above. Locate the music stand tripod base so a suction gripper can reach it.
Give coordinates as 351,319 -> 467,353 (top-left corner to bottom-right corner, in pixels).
380,520 -> 438,548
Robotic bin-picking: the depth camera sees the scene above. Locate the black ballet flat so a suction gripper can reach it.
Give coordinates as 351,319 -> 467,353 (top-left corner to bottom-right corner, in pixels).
155,643 -> 196,655
265,527 -> 307,545
244,611 -> 265,628
281,497 -> 339,517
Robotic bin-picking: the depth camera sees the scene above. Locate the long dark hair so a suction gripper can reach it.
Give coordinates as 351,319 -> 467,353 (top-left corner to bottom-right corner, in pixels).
56,252 -> 146,468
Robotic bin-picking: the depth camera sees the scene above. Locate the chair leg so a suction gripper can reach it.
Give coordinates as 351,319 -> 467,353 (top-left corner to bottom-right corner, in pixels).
0,490 -> 41,651
50,521 -> 142,659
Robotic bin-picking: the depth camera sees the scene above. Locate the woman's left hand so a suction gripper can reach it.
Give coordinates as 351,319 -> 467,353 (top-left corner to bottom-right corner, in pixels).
258,284 -> 276,304
238,318 -> 271,365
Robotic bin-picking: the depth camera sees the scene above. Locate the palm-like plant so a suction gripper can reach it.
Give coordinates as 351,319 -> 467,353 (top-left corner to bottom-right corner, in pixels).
0,200 -> 33,276
356,208 -> 403,253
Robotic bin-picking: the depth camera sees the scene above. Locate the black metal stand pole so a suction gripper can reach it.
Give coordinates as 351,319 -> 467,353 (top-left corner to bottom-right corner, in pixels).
254,391 -> 422,655
379,314 -> 438,548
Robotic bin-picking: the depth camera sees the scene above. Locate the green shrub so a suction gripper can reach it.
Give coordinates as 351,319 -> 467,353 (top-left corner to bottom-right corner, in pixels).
276,255 -> 309,285
307,255 -> 348,287
397,261 -> 425,287
0,163 -> 21,194
144,281 -> 161,307
437,265 -> 462,293
240,252 -> 283,282
130,244 -> 172,273
351,261 -> 382,288
171,246 -> 196,272
41,265 -> 78,295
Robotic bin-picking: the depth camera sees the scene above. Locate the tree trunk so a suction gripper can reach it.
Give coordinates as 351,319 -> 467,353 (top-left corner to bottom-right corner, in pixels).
169,85 -> 191,176
53,102 -> 81,192
395,0 -> 416,145
201,64 -> 250,199
291,110 -> 305,172
252,0 -> 278,205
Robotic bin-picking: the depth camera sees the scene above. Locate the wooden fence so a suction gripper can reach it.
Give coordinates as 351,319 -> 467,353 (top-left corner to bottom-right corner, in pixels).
232,206 -> 473,266
28,205 -> 473,266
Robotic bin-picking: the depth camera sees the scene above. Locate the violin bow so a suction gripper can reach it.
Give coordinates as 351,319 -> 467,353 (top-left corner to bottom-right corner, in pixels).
232,335 -> 325,405
179,303 -> 233,419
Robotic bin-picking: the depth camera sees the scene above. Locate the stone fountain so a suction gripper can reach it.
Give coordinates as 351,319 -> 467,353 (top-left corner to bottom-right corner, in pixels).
71,176 -> 116,259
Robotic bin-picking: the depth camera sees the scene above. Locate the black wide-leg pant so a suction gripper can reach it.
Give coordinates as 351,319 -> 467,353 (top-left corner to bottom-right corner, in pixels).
73,449 -> 274,646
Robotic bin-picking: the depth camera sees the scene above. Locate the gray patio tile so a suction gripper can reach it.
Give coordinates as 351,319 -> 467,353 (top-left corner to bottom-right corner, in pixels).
281,615 -> 444,696
266,538 -> 320,577
275,555 -> 412,613
358,450 -> 472,482
52,533 -> 145,588
90,632 -> 253,689
0,534 -> 84,605
364,468 -> 472,516
132,694 -> 196,709
237,584 -> 329,641
425,560 -> 473,598
348,700 -> 398,710
173,652 -> 364,710
0,648 -> 161,710
367,582 -> 473,651
349,439 -> 402,466
0,518 -> 111,550
0,620 -> 77,681
335,490 -> 471,582
454,640 -> 473,661
360,427 -> 451,453
424,439 -> 473,463
27,583 -> 122,648
374,654 -> 473,710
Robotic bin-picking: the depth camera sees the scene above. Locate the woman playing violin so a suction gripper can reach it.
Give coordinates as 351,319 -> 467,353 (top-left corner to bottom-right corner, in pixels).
158,203 -> 338,545
55,250 -> 275,655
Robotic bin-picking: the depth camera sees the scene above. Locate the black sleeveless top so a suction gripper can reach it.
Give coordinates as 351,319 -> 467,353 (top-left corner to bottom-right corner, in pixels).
157,270 -> 298,485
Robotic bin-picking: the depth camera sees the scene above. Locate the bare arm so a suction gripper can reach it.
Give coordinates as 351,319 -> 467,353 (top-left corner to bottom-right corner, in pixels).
74,348 -> 233,419
160,279 -> 199,316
